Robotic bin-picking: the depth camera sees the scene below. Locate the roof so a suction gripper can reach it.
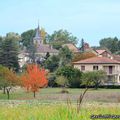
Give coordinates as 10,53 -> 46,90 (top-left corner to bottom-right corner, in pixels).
37,45 -> 58,53
62,43 -> 79,53
34,25 -> 41,39
95,49 -> 111,55
73,57 -> 120,64
113,55 -> 120,61
96,50 -> 106,55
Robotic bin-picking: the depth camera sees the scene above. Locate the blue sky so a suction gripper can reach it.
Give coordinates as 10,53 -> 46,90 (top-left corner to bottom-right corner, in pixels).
0,0 -> 120,46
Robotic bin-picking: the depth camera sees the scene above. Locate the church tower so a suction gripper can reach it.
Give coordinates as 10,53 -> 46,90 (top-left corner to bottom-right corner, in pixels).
33,24 -> 43,46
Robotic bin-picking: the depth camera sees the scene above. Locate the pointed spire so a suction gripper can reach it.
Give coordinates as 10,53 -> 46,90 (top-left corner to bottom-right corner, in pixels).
33,21 -> 42,46
38,19 -> 39,29
35,21 -> 41,38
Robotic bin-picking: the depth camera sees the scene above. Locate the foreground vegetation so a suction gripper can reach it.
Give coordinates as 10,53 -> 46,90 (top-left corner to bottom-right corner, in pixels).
0,88 -> 120,120
0,102 -> 120,120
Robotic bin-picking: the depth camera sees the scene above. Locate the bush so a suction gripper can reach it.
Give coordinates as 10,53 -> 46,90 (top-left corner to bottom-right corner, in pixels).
56,66 -> 82,88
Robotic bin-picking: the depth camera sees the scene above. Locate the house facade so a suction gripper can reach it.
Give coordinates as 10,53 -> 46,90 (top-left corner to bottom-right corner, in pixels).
73,57 -> 120,85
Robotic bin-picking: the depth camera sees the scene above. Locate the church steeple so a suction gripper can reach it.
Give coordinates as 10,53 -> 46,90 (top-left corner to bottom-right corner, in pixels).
33,23 -> 42,46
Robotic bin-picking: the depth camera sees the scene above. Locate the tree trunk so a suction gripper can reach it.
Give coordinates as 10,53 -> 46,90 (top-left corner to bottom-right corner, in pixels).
6,89 -> 10,100
33,91 -> 36,98
6,87 -> 11,100
3,86 -> 6,94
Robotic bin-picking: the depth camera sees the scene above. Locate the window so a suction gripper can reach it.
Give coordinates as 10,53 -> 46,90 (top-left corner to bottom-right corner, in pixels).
81,66 -> 85,71
93,66 -> 98,70
109,66 -> 113,74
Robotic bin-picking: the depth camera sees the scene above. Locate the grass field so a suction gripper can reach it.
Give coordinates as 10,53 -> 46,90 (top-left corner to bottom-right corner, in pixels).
0,103 -> 120,120
0,88 -> 120,120
0,88 -> 120,103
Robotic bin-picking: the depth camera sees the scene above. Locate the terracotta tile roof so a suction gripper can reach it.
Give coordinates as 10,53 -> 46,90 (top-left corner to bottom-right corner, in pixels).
113,55 -> 120,61
62,43 -> 79,53
96,50 -> 106,55
73,57 -> 120,64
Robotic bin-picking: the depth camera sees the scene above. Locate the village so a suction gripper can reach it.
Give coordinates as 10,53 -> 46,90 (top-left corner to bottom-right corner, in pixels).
0,0 -> 120,120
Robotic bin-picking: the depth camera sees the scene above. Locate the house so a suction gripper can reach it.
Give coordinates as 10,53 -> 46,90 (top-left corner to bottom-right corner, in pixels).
73,57 -> 120,85
62,43 -> 79,53
113,55 -> 120,62
95,49 -> 113,59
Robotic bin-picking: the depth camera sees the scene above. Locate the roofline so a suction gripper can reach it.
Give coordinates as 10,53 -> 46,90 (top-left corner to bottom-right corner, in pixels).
73,62 -> 120,64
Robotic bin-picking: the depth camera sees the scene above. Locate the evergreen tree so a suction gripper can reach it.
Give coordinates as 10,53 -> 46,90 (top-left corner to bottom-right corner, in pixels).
80,38 -> 84,52
0,36 -> 19,71
27,39 -> 36,63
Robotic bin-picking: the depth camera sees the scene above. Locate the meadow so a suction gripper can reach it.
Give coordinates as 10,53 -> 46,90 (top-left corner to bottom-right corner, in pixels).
0,88 -> 120,120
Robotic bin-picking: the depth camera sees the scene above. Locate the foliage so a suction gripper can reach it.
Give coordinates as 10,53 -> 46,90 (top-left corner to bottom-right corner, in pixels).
44,55 -> 60,72
99,37 -> 120,53
82,70 -> 107,89
48,29 -> 78,49
40,27 -> 47,44
80,38 -> 84,52
26,39 -> 36,63
0,65 -> 19,99
21,29 -> 36,47
72,52 -> 96,62
21,64 -> 48,98
47,73 -> 57,87
0,34 -> 20,71
56,66 -> 82,88
59,46 -> 73,67
55,76 -> 69,87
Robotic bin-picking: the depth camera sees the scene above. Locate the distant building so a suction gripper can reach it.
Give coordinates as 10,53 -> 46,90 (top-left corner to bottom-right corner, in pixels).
62,43 -> 79,53
19,24 -> 58,68
33,24 -> 58,56
73,57 -> 120,85
95,49 -> 113,59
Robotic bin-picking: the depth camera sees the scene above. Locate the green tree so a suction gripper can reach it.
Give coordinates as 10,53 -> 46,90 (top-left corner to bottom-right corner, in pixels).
49,29 -> 78,49
82,70 -> 107,89
0,34 -> 20,71
55,75 -> 69,93
56,66 -> 82,88
27,39 -> 36,63
99,37 -> 119,53
59,46 -> 73,67
44,55 -> 60,72
21,29 -> 35,47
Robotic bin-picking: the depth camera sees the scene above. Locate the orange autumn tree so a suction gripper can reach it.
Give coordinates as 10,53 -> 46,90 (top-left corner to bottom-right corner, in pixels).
21,64 -> 48,98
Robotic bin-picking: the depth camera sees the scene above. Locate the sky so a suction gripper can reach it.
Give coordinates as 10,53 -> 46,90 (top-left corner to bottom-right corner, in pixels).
0,0 -> 120,46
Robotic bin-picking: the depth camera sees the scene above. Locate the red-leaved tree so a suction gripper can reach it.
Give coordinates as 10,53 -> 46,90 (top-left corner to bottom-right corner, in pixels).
21,64 -> 48,98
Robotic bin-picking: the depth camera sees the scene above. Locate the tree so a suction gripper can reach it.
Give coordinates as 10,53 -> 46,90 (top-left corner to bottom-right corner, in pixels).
48,29 -> 78,49
76,70 -> 106,113
21,29 -> 36,47
44,55 -> 60,72
0,65 -> 19,99
80,38 -> 84,52
40,27 -> 47,44
0,34 -> 20,71
56,75 -> 69,88
59,46 -> 73,67
27,39 -> 36,63
55,76 -> 69,93
56,66 -> 82,88
82,70 -> 107,89
99,37 -> 119,53
21,64 -> 48,98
